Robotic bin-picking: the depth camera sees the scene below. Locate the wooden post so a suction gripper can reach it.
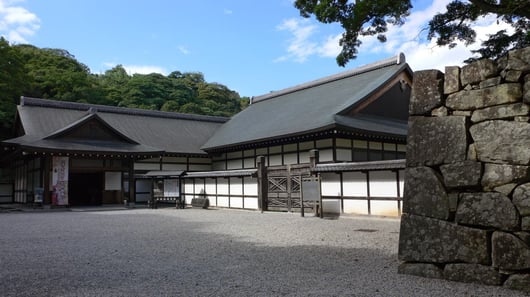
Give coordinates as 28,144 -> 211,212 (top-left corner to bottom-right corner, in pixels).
309,149 -> 319,171
286,164 -> 292,213
128,158 -> 135,207
257,156 -> 267,213
42,155 -> 51,205
309,149 -> 320,217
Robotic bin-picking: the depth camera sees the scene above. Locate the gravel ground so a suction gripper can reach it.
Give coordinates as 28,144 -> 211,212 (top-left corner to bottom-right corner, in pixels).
0,208 -> 527,297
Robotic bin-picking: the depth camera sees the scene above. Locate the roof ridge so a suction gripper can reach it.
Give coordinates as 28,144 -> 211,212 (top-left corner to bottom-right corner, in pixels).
20,96 -> 229,123
251,53 -> 405,104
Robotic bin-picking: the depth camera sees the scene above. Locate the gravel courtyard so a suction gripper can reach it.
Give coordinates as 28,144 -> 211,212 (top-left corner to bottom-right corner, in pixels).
0,208 -> 526,297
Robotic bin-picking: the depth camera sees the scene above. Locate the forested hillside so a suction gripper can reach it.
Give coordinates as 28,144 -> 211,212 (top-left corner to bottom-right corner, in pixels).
0,37 -> 249,140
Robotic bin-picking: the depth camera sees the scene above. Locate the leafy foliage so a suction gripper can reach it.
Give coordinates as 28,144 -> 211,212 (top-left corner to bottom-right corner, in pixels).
0,40 -> 246,140
294,0 -> 530,66
295,0 -> 411,66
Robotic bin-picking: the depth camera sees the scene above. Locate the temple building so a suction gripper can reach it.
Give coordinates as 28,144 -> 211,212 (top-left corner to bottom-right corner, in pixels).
0,54 -> 412,216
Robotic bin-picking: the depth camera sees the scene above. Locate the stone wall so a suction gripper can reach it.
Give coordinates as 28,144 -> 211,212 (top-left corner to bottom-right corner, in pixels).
398,47 -> 530,293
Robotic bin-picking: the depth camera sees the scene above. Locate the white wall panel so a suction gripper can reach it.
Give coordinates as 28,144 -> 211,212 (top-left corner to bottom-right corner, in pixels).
299,151 -> 310,164
188,164 -> 212,171
369,171 -> 398,197
269,155 -> 282,166
229,177 -> 243,195
342,172 -> 367,197
134,163 -> 159,170
370,200 -> 400,216
205,178 -> 216,195
321,173 -> 341,196
230,197 -> 243,208
336,149 -> 352,161
194,179 -> 205,194
322,199 -> 341,214
399,170 -> 405,198
343,200 -> 369,215
212,161 -> 226,170
184,180 -> 194,195
217,196 -> 229,207
161,163 -> 187,171
244,197 -> 258,209
243,177 -> 257,196
319,149 -> 333,162
227,159 -> 243,170
217,179 -> 229,195
283,153 -> 298,165
244,158 -> 255,168
207,195 -> 217,207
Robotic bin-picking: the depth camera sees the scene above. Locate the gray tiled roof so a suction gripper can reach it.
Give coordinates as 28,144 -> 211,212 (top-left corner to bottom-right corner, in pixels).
202,55 -> 411,151
6,97 -> 228,155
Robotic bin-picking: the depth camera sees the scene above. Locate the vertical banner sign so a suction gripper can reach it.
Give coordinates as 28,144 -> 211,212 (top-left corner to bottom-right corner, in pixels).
52,156 -> 69,205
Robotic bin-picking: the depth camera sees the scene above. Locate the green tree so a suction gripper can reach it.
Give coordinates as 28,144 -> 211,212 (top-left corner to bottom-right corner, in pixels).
15,45 -> 98,100
294,0 -> 530,66
0,38 -> 27,139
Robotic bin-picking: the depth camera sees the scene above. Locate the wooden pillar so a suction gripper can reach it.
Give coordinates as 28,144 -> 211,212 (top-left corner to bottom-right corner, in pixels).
286,164 -> 292,212
128,158 -> 136,207
309,149 -> 322,217
42,155 -> 51,205
309,149 -> 319,173
256,155 -> 267,213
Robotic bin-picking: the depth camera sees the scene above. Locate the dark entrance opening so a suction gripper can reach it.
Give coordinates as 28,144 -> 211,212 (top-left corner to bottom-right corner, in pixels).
69,172 -> 103,206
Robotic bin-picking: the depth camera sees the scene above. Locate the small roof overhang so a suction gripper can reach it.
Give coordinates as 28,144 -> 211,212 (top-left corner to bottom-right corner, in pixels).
141,171 -> 185,178
313,159 -> 406,172
184,169 -> 257,178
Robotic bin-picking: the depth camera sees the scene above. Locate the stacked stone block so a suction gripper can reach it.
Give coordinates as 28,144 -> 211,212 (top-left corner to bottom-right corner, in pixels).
398,47 -> 530,293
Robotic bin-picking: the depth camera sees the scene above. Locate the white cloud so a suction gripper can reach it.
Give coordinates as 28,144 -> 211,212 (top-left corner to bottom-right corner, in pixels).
103,62 -> 168,75
224,8 -> 233,15
277,0 -> 512,69
357,0 -> 513,71
0,0 -> 40,43
276,18 -> 342,63
178,45 -> 190,55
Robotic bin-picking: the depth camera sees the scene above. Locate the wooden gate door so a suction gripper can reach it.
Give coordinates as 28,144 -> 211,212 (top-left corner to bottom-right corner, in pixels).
266,165 -> 310,212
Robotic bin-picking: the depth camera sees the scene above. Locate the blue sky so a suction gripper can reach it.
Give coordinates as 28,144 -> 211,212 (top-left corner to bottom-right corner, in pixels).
0,0 -> 507,98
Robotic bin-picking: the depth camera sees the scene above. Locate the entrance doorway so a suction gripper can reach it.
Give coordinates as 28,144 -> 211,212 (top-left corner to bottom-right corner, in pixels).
69,172 -> 103,206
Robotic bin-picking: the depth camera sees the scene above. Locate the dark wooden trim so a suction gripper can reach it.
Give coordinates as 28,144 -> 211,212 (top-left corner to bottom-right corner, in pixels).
366,171 -> 371,215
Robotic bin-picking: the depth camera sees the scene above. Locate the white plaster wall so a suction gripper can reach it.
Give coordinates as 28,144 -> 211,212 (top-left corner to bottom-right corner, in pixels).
336,149 -> 352,161
217,179 -> 229,195
369,171 -> 398,197
342,172 -> 367,196
134,163 -> 159,170
217,196 -> 229,207
243,177 -> 257,196
321,173 -> 341,196
230,197 -> 243,208
230,177 -> 243,195
244,197 -> 258,209
227,159 -> 243,170
322,199 -> 341,214
343,200 -> 369,215
207,195 -> 217,207
205,178 -> 216,195
370,200 -> 400,216
188,164 -> 212,171
269,155 -> 282,166
283,153 -> 298,165
194,179 -> 205,194
319,149 -> 333,162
